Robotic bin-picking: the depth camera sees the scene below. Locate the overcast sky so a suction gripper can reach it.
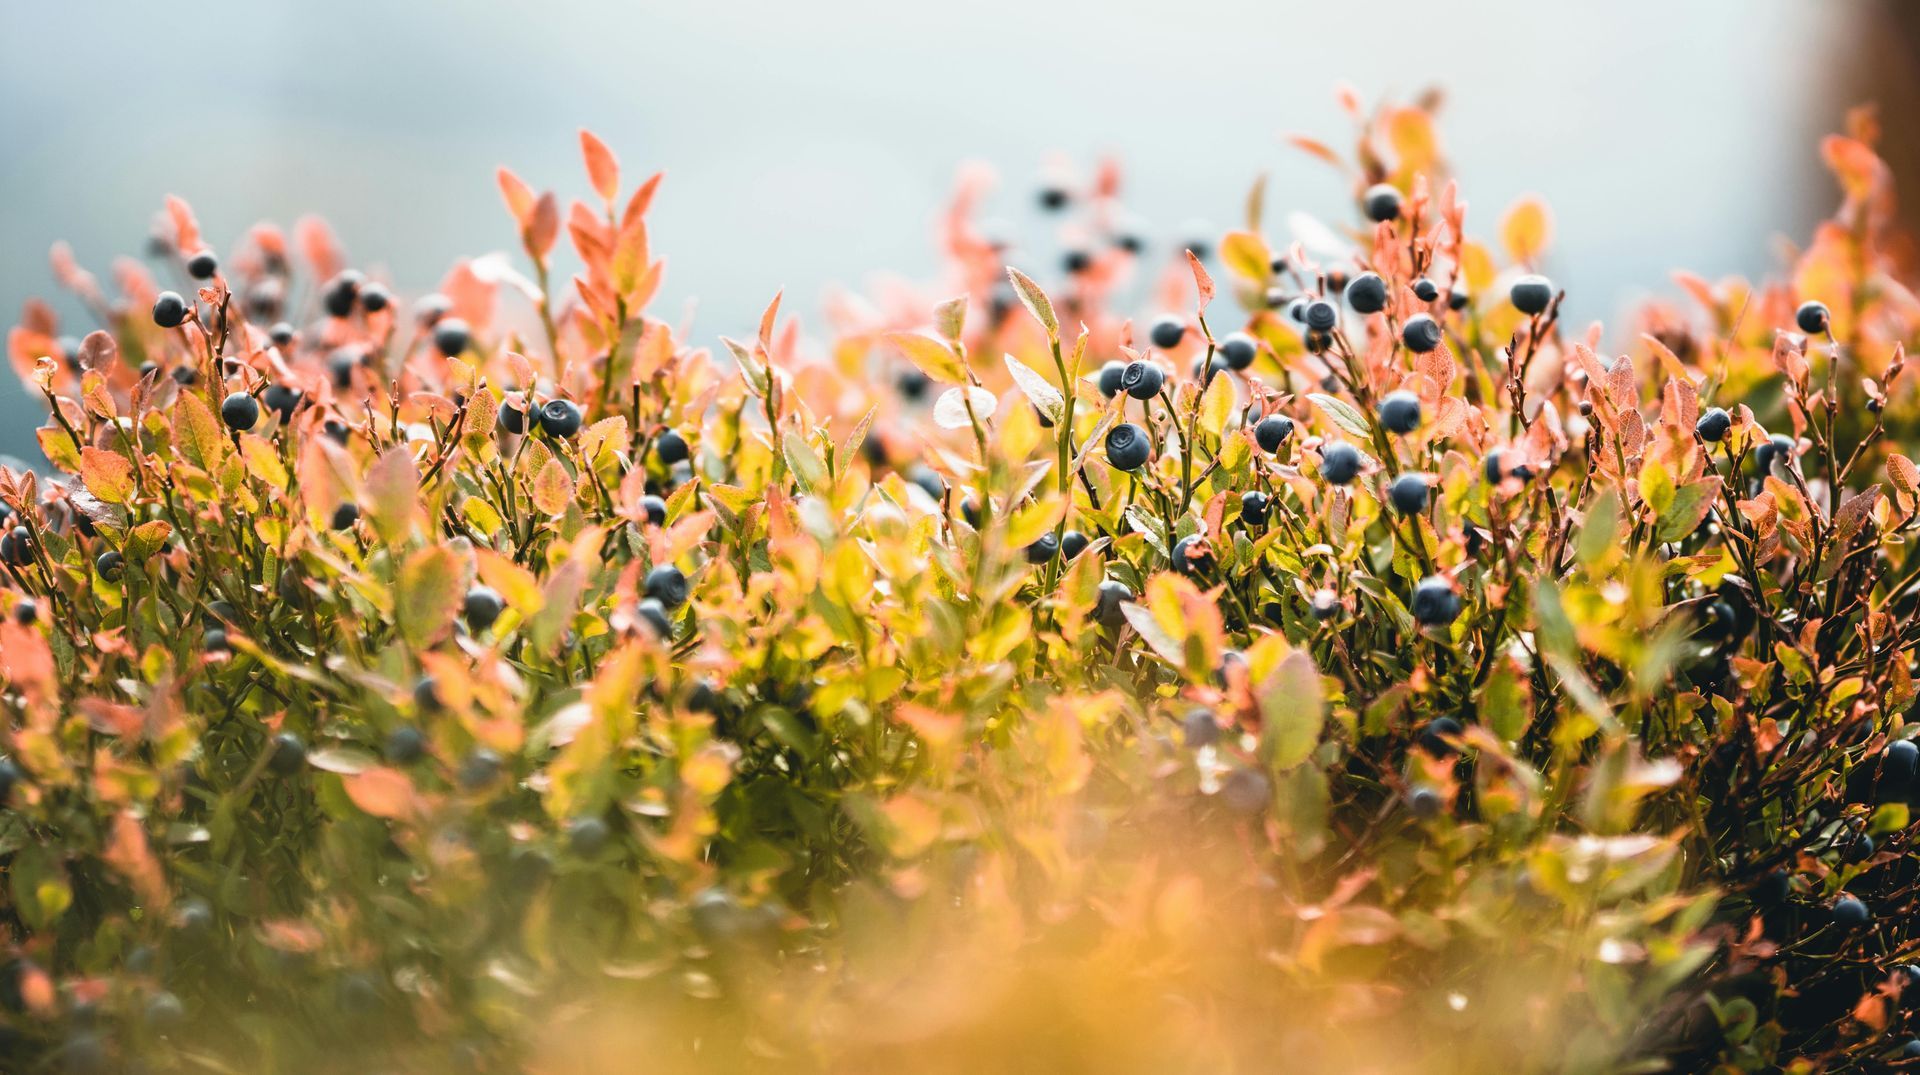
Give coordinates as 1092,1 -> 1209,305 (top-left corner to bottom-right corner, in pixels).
0,0 -> 1858,460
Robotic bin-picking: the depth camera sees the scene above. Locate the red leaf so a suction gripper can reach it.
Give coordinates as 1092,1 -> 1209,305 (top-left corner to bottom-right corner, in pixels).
1185,249 -> 1214,313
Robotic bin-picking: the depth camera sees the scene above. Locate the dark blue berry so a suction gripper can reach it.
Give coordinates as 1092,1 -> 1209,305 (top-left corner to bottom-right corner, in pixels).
1378,390 -> 1422,434
1363,183 -> 1402,223
268,732 -> 306,775
1240,490 -> 1270,527
1106,423 -> 1152,471
1795,300 -> 1830,335
1695,407 -> 1731,442
1220,333 -> 1258,370
641,495 -> 667,525
1401,313 -> 1443,353
538,398 -> 583,438
645,564 -> 689,608
1319,442 -> 1363,484
637,597 -> 673,639
1389,473 -> 1429,514
463,585 -> 503,630
186,250 -> 218,280
432,317 -> 472,358
1026,533 -> 1060,564
1096,361 -> 1126,398
654,429 -> 689,465
1410,576 -> 1461,627
1346,272 -> 1388,315
1511,274 -> 1554,316
1254,415 -> 1294,453
384,726 -> 427,765
1096,580 -> 1132,629
1183,709 -> 1220,748
1171,534 -> 1213,575
1148,316 -> 1185,350
152,291 -> 190,328
1832,895 -> 1871,928
1060,530 -> 1088,560
329,502 -> 359,531
1120,360 -> 1165,400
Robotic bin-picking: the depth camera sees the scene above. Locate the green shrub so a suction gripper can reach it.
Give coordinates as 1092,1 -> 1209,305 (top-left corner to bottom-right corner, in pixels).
2,97 -> 1919,1072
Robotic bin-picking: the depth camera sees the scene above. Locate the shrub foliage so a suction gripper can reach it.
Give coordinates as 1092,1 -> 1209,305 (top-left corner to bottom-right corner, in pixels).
4,97 -> 1920,1072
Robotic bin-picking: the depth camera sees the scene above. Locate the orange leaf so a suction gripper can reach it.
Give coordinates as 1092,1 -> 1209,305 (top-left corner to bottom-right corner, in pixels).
580,129 -> 620,206
1186,249 -> 1214,313
497,166 -> 536,228
345,767 -> 421,821
80,446 -> 134,505
1499,195 -> 1553,265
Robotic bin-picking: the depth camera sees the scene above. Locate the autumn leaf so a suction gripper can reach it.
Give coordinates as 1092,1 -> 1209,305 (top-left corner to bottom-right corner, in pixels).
395,545 -> 468,649
80,446 -> 134,505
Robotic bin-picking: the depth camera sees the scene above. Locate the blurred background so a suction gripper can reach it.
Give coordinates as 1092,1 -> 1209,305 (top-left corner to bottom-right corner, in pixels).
0,0 -> 1909,462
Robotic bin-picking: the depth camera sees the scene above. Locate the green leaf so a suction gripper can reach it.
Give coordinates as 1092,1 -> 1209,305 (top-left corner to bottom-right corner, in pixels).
125,520 -> 172,563
1258,650 -> 1324,770
933,296 -> 967,342
1004,353 -> 1064,423
395,545 -> 467,649
172,390 -> 223,468
782,431 -> 827,491
1308,393 -> 1372,441
1004,266 -> 1058,340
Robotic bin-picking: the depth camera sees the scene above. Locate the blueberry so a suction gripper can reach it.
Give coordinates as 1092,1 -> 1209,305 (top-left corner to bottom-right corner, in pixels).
269,322 -> 296,348
323,419 -> 350,445
640,495 -> 667,526
1886,739 -> 1919,783
1026,533 -> 1060,564
1038,186 -> 1070,211
1346,272 -> 1388,315
268,732 -> 306,775
186,250 -> 219,280
1389,473 -> 1430,514
1286,297 -> 1309,324
1148,316 -> 1185,350
1903,1039 -> 1920,1059
645,564 -> 689,608
1304,299 -> 1338,332
413,676 -> 443,711
1310,589 -> 1340,621
1062,248 -> 1093,274
1363,183 -> 1402,223
1510,274 -> 1555,316
329,502 -> 359,531
432,317 -> 472,358
654,429 -> 690,465
1695,407 -> 1731,443
568,816 -> 611,856
1326,268 -> 1349,293
457,747 -> 503,789
1120,360 -> 1165,400
906,465 -> 945,502
202,626 -> 230,654
1240,490 -> 1270,527
1448,287 -> 1469,311
322,272 -> 362,318
0,526 -> 30,567
384,726 -> 427,765
1219,768 -> 1271,815
1411,278 -> 1440,303
1113,232 -> 1144,255
0,758 -> 22,805
11,599 -> 35,626
1096,361 -> 1126,398
1410,576 -> 1461,627
896,368 -> 930,401
1795,300 -> 1830,335
499,401 -> 526,435
1319,442 -> 1363,485
328,350 -> 358,389
152,291 -> 190,328
146,990 -> 186,1027
1755,434 -> 1797,476
1183,709 -> 1220,748
1171,534 -> 1213,575
1220,332 -> 1258,370
1254,415 -> 1294,453
247,280 -> 284,320
1752,869 -> 1790,904
96,550 -> 125,582
1832,895 -> 1871,929
262,384 -> 301,421
1847,832 -> 1877,862
1401,313 -> 1443,353
463,585 -> 504,630
1483,449 -> 1506,483
1105,423 -> 1152,471
637,597 -> 673,639
1095,579 -> 1133,630
1061,530 -> 1088,560
539,398 -> 583,438
1418,716 -> 1462,756
1378,390 -> 1422,434
207,600 -> 238,624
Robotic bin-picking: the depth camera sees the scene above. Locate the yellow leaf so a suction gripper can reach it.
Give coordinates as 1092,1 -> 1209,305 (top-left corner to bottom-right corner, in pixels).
80,446 -> 134,504
530,457 -> 574,516
1219,230 -> 1272,284
1500,195 -> 1553,264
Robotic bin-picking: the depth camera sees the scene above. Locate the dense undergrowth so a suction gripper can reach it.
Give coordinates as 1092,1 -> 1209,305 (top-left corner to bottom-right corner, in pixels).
5,93 -> 1920,1072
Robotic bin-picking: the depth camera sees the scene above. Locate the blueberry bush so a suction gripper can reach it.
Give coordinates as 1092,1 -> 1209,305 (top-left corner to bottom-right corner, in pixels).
4,95 -> 1920,1072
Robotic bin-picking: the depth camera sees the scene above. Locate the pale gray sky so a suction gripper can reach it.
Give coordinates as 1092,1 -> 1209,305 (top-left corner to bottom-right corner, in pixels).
0,0 -> 1858,459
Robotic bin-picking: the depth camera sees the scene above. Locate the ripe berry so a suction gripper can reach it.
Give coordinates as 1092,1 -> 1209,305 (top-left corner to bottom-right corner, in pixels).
1220,332 -> 1258,370
268,732 -> 307,775
1510,274 -> 1555,316
499,400 -> 527,435
323,419 -> 350,445
1105,423 -> 1152,471
1120,360 -> 1165,400
1448,287 -> 1469,311
1319,442 -> 1362,485
1254,415 -> 1295,453
1695,407 -> 1731,442
1419,716 -> 1463,756
1096,579 -> 1133,630
0,526 -> 31,566
1407,786 -> 1443,818
637,597 -> 673,639
897,368 -> 930,401
1240,490 -> 1270,527
1310,589 -> 1340,621
1346,272 -> 1388,315
202,626 -> 230,654
432,317 -> 472,358
328,350 -> 358,389
1220,768 -> 1271,815
96,549 -> 125,581
1401,313 -> 1443,353
1304,299 -> 1338,332
1755,433 -> 1797,475
152,291 -> 190,328
12,598 -> 36,626
1061,529 -> 1088,560
1363,183 -> 1402,223
1148,316 -> 1185,350
1096,361 -> 1126,398
1038,186 -> 1070,211
1113,232 -> 1144,255
1378,390 -> 1422,434
1795,300 -> 1830,335
1411,278 -> 1440,303
1832,895 -> 1871,928
645,564 -> 689,608
463,585 -> 504,630
186,250 -> 219,280
1483,449 -> 1506,483
322,272 -> 362,318
413,675 -> 444,712
1027,533 -> 1060,564
0,757 -> 21,805
1171,534 -> 1213,575
171,364 -> 198,386
1389,473 -> 1430,514
1183,709 -> 1221,748
352,283 -> 390,314
329,502 -> 359,530
654,429 -> 690,465
568,815 -> 612,856
458,747 -> 503,789
1062,248 -> 1092,274
1286,296 -> 1309,323
906,465 -> 945,502
269,322 -> 296,348
1410,576 -> 1461,627
640,495 -> 667,526
207,600 -> 238,624
538,398 -> 583,438
1885,739 -> 1919,783
263,384 -> 301,421
384,726 -> 427,765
